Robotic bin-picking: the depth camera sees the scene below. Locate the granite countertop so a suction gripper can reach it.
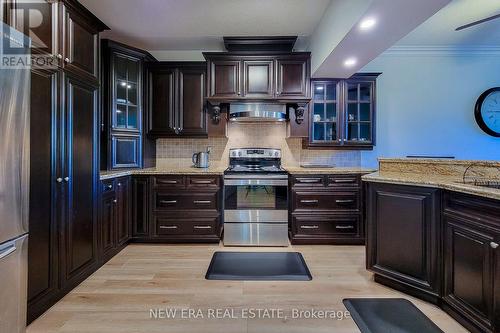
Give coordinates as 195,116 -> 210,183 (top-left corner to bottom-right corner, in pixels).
363,171 -> 500,201
284,166 -> 376,175
100,166 -> 226,180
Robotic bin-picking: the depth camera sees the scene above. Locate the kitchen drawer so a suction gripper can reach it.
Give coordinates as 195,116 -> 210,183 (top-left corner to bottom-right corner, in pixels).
153,175 -> 185,188
187,175 -> 220,188
293,191 -> 359,211
326,175 -> 360,188
155,216 -> 219,236
291,175 -> 325,187
293,215 -> 360,236
155,192 -> 218,210
101,179 -> 115,194
443,191 -> 500,226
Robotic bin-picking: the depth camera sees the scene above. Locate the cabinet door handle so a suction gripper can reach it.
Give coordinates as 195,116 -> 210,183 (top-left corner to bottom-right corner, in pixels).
300,225 -> 319,229
300,200 -> 318,204
335,225 -> 354,230
117,182 -> 121,187
335,199 -> 354,204
159,225 -> 178,229
192,180 -> 212,184
193,200 -> 211,204
113,199 -> 117,204
333,179 -> 355,183
107,184 -> 113,189
298,178 -> 321,183
64,57 -> 70,63
160,200 -> 177,204
194,225 -> 212,229
56,177 -> 63,183
64,177 -> 69,182
491,242 -> 499,249
158,180 -> 178,184
56,54 -> 62,59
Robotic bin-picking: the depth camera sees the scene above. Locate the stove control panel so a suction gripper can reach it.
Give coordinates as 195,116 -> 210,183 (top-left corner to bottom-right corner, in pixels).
229,148 -> 281,159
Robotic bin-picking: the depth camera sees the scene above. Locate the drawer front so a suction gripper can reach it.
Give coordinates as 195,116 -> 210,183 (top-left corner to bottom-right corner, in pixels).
293,215 -> 359,236
292,176 -> 325,187
155,192 -> 218,210
101,179 -> 115,194
153,176 -> 185,188
326,175 -> 360,188
294,191 -> 359,211
187,176 -> 220,188
155,216 -> 218,236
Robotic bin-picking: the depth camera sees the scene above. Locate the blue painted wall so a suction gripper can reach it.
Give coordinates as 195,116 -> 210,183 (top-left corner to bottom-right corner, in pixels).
360,52 -> 500,167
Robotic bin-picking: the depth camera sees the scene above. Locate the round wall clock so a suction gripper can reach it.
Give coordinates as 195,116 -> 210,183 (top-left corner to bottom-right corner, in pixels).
475,87 -> 500,137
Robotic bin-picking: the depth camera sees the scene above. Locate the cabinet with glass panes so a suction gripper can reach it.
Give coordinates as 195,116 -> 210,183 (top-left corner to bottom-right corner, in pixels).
308,74 -> 378,149
101,39 -> 156,170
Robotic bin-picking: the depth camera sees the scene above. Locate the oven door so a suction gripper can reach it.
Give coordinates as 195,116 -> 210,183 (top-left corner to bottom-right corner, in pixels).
223,176 -> 288,221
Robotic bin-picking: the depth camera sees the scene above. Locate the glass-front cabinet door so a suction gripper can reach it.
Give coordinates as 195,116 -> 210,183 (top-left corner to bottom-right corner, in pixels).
345,80 -> 374,145
308,74 -> 377,148
113,53 -> 140,130
311,81 -> 340,144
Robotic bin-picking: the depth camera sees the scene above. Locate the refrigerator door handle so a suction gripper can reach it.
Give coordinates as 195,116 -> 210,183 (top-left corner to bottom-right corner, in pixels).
0,243 -> 16,260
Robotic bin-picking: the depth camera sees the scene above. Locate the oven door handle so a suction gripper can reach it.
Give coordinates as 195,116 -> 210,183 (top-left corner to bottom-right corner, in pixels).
224,179 -> 288,186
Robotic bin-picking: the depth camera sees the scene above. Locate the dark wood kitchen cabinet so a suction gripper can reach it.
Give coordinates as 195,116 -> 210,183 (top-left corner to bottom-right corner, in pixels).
290,174 -> 364,245
204,53 -> 310,101
366,182 -> 442,303
6,0 -> 107,82
308,74 -> 379,149
101,39 -> 156,170
98,177 -> 130,263
442,192 -> 500,333
25,1 -> 107,323
131,175 -> 223,242
147,62 -> 207,138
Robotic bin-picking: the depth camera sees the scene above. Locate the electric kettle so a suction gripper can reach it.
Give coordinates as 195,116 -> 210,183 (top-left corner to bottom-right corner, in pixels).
192,149 -> 210,168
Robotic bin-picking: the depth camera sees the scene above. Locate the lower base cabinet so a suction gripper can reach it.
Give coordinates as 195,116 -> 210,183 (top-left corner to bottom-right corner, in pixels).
131,175 -> 223,243
366,182 -> 500,333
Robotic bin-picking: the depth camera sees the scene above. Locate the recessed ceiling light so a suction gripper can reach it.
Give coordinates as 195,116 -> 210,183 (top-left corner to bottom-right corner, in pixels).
344,58 -> 357,67
360,18 -> 376,30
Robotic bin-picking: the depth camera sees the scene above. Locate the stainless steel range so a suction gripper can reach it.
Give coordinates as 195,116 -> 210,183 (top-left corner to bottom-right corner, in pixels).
223,148 -> 289,246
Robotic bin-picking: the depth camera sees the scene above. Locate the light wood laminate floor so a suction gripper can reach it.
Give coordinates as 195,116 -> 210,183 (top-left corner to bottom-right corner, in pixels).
27,244 -> 468,333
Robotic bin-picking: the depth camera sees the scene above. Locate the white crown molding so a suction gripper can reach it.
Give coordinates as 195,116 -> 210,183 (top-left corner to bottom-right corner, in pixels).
382,45 -> 500,57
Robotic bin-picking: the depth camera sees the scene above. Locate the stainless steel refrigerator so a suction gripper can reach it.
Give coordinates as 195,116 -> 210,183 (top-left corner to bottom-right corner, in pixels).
0,23 -> 30,333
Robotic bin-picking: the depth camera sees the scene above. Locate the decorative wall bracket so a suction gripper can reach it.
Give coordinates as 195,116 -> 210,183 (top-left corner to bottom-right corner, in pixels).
211,104 -> 221,124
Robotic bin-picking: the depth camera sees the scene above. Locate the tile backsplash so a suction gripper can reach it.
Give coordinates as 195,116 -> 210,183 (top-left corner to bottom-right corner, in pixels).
156,123 -> 360,168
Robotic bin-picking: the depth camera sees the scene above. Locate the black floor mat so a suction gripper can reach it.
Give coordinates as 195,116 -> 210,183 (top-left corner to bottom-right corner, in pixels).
343,298 -> 444,333
205,252 -> 312,281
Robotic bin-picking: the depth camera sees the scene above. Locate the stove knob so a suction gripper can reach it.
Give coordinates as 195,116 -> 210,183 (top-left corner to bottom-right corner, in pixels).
231,151 -> 236,157
269,152 -> 272,156
275,152 -> 279,157
238,151 -> 242,157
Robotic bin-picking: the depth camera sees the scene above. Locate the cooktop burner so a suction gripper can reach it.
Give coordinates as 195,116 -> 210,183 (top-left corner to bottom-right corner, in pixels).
224,148 -> 287,175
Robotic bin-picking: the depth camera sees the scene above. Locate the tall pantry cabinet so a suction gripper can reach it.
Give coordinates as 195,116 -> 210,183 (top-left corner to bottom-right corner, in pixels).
7,0 -> 109,323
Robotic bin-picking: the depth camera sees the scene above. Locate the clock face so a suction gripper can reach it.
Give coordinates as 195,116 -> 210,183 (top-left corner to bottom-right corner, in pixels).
475,88 -> 500,137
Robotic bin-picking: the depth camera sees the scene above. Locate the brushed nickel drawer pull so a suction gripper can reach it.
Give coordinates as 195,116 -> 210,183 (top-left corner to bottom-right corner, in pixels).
298,179 -> 321,183
158,180 -> 178,184
192,180 -> 212,184
333,179 -> 356,183
336,199 -> 354,204
491,242 -> 499,249
160,200 -> 177,204
159,225 -> 178,229
301,200 -> 319,204
194,225 -> 212,229
300,225 -> 319,229
193,200 -> 211,204
335,225 -> 354,229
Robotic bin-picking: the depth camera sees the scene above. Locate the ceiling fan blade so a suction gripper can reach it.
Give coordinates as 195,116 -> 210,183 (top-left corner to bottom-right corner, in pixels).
456,13 -> 500,31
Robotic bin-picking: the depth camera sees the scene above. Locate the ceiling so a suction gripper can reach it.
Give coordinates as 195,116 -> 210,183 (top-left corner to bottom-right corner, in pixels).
79,0 -> 330,51
396,0 -> 500,46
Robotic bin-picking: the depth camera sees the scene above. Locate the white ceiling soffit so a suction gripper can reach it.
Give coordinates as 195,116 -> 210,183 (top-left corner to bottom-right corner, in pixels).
311,0 -> 451,78
79,0 -> 330,51
396,0 -> 500,46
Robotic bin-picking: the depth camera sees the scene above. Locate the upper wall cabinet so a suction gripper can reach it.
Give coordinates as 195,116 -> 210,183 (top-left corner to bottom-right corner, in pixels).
147,62 -> 208,138
5,0 -> 108,83
308,74 -> 379,150
204,53 -> 310,101
101,39 -> 156,170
